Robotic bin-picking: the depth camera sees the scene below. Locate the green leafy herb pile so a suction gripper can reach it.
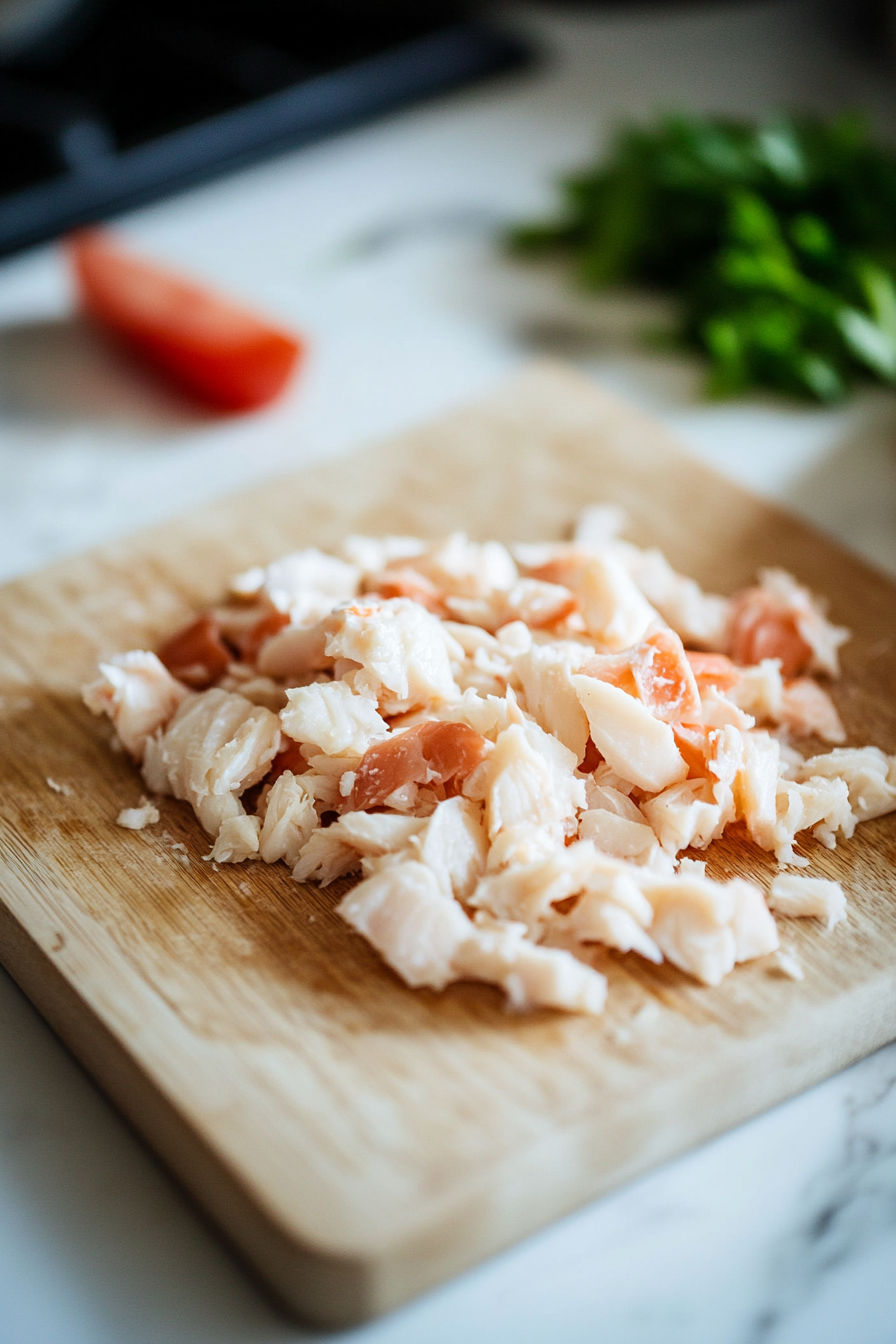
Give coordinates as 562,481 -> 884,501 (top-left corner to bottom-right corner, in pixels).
510,113 -> 896,401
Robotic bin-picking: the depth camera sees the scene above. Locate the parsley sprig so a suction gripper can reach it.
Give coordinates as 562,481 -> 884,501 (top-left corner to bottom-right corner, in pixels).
510,113 -> 896,401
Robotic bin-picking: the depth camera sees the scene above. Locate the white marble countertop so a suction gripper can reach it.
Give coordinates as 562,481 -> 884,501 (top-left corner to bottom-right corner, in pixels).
1,4 -> 895,1341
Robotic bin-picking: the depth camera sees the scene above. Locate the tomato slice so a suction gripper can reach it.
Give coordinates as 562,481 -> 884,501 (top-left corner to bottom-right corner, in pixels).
67,229 -> 304,411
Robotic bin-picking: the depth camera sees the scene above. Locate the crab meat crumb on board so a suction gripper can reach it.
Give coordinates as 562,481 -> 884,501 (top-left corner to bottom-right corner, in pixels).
82,507 -> 896,1015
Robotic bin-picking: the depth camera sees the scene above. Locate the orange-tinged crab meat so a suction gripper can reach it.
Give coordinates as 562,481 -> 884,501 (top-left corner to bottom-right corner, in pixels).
578,652 -> 637,696
362,567 -> 445,613
673,723 -> 716,778
527,552 -> 587,588
727,588 -> 812,676
580,629 -> 700,725
236,607 -> 291,661
685,651 -> 742,694
157,613 -> 232,689
351,720 -> 490,810
631,629 -> 701,724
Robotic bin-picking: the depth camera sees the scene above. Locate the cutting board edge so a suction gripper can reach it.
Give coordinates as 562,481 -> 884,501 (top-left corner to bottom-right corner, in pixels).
3,875 -> 895,1326
0,895 -> 376,1329
364,967 -> 896,1315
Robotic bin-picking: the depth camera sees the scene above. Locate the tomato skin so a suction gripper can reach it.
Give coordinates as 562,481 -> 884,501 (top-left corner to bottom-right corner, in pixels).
67,230 -> 303,411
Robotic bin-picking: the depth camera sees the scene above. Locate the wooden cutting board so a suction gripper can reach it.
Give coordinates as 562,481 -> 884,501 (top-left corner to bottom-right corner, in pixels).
1,363 -> 895,1327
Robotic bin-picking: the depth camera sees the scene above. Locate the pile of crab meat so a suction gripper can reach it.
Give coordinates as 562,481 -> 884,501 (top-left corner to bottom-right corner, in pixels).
83,507 -> 896,1015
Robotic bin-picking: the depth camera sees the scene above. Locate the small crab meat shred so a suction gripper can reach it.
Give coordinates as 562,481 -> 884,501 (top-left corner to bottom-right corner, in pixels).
142,688 -> 280,860
323,597 -> 460,713
83,651 -> 187,760
768,874 -> 847,929
281,680 -> 388,757
85,507 -> 896,1016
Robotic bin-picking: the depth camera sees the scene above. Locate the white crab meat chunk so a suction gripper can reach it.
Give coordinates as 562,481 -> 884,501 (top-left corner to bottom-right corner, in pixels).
448,579 -> 577,634
703,724 -> 743,829
793,747 -> 896,823
614,543 -> 730,649
445,626 -> 514,697
513,642 -> 591,759
768,874 -> 847,929
496,621 -> 533,655
258,772 -> 319,866
441,621 -> 504,659
230,675 -> 288,713
584,781 -> 643,819
546,849 -> 660,958
280,680 -> 388,757
641,780 -> 722,855
142,689 -> 280,859
678,857 -> 707,878
592,762 -> 637,795
338,861 -> 472,989
82,651 -> 187,761
293,828 -> 360,885
574,553 -> 657,650
211,815 -> 263,864
772,775 -> 854,862
736,730 -> 780,851
564,896 -> 662,963
730,879 -> 783,962
779,679 -> 845,743
435,686 -> 524,741
578,808 -> 658,863
729,659 -> 784,720
572,675 -> 688,793
641,873 -> 779,986
256,620 -> 331,680
477,721 -> 585,847
338,811 -> 427,856
470,840 -> 601,935
455,919 -> 608,1014
323,598 -> 460,713
485,824 -> 568,872
409,797 -> 488,901
341,534 -> 427,575
293,811 -> 427,885
231,548 -> 360,624
413,533 -> 518,600
698,687 -> 755,730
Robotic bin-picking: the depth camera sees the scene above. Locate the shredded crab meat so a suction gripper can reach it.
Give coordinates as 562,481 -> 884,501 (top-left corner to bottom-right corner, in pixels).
83,651 -> 187,761
116,796 -> 160,830
85,507 -> 896,1016
323,597 -> 461,713
727,569 -> 849,677
768,874 -> 847,929
142,688 -> 281,860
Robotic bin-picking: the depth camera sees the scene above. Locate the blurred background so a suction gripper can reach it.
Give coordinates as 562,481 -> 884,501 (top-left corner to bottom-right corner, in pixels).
0,0 -> 894,257
1,4 -> 896,1344
1,0 -> 895,579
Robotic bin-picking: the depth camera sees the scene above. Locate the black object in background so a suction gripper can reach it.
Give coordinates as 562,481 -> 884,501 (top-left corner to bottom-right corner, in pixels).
0,0 -> 528,258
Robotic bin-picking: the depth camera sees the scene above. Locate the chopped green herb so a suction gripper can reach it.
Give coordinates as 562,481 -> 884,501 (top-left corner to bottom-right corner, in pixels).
509,112 -> 896,402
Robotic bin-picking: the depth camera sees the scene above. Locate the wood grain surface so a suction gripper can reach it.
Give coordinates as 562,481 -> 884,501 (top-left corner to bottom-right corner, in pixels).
1,363 -> 894,1327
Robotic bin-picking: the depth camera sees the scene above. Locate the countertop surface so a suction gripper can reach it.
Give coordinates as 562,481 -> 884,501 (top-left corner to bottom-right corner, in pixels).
1,4 -> 895,1342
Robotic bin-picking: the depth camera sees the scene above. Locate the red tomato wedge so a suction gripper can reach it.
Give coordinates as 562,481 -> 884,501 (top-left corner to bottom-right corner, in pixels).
67,229 -> 304,411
